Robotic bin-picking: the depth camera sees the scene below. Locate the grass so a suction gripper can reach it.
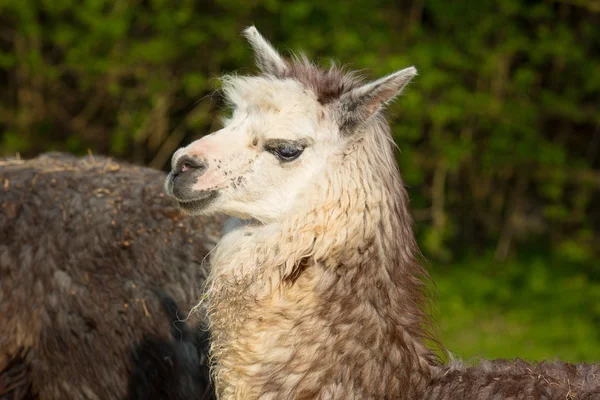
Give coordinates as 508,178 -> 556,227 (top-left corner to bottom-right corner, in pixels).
430,254 -> 600,363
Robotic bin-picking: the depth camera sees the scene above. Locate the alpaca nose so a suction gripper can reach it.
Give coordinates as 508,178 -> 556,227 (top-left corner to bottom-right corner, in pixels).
172,155 -> 208,180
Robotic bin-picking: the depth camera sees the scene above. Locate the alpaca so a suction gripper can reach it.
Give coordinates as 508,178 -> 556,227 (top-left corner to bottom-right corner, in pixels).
166,27 -> 600,399
0,153 -> 218,400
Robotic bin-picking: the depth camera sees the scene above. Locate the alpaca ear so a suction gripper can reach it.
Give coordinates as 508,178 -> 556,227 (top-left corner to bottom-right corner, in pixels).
337,66 -> 417,132
243,26 -> 289,76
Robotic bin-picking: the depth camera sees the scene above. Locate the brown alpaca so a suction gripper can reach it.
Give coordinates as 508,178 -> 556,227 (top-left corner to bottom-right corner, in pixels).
166,27 -> 600,399
0,153 -> 218,399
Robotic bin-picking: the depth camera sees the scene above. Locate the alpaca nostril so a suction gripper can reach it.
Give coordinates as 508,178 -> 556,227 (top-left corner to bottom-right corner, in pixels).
173,155 -> 208,177
181,163 -> 192,173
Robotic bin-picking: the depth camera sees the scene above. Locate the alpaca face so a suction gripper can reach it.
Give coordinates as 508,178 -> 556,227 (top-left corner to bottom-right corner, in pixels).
166,77 -> 341,223
166,26 -> 416,223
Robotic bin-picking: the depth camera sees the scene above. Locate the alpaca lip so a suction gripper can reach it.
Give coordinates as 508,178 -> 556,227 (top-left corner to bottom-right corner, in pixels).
177,191 -> 219,212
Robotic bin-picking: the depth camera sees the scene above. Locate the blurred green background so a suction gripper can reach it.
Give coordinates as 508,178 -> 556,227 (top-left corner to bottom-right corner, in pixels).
1,0 -> 599,362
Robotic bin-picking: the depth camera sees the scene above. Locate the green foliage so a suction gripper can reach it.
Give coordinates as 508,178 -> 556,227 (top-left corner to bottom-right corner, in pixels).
0,0 -> 598,362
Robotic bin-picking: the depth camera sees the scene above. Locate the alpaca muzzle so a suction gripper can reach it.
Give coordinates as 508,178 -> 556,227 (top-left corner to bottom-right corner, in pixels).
165,154 -> 216,211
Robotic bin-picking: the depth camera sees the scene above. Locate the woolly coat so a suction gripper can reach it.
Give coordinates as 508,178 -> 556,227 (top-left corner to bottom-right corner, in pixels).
0,153 -> 219,400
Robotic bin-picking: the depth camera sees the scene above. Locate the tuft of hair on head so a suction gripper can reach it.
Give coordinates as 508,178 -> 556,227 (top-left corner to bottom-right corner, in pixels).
336,66 -> 417,134
243,26 -> 289,76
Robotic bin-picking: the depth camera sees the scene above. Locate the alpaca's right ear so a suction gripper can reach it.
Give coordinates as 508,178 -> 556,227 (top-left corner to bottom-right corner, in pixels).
243,26 -> 289,76
337,66 -> 417,133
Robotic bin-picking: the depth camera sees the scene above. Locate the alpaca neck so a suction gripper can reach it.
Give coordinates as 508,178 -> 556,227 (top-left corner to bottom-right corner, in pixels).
207,118 -> 437,398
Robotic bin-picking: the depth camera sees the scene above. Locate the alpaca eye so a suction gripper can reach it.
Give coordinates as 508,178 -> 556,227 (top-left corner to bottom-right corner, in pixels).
274,145 -> 302,161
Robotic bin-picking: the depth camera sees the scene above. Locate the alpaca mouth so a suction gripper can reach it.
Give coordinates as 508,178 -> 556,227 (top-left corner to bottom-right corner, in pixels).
165,169 -> 219,212
177,191 -> 219,213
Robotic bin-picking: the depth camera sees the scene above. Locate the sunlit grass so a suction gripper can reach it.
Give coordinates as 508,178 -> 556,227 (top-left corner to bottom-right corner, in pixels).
431,255 -> 600,363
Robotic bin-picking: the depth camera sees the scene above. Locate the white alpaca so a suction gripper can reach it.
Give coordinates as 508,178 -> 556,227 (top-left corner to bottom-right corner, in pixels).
166,27 -> 599,400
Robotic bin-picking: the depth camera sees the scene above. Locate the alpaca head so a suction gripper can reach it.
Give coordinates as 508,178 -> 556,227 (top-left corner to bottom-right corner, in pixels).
166,26 -> 416,223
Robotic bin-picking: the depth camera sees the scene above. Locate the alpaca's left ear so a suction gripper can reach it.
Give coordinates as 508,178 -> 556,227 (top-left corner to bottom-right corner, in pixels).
337,66 -> 417,132
243,26 -> 289,76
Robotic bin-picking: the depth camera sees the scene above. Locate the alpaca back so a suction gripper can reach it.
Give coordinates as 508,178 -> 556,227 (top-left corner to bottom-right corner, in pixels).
0,153 -> 220,399
425,359 -> 600,399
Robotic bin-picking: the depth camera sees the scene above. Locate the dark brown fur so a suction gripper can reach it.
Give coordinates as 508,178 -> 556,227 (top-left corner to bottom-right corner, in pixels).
280,55 -> 362,104
0,153 -> 220,400
427,359 -> 600,399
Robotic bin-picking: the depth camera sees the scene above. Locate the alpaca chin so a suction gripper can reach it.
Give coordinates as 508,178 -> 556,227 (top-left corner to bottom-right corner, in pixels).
176,190 -> 220,215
